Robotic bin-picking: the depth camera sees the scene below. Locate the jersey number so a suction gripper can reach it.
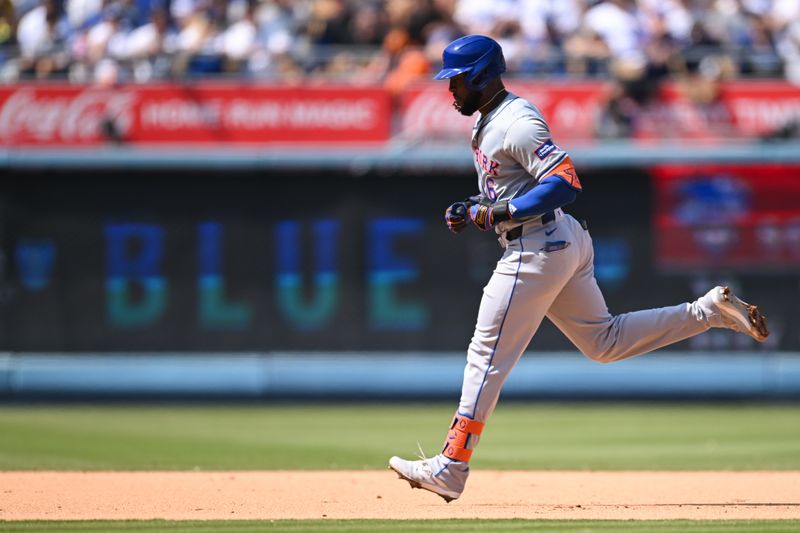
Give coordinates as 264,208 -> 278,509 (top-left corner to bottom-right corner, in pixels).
484,177 -> 498,201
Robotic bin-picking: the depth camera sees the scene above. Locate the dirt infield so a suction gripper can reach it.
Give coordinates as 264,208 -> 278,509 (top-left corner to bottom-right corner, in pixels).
1,471 -> 799,521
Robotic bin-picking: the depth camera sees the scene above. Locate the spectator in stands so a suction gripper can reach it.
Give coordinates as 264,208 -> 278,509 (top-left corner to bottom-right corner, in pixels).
422,15 -> 460,74
639,0 -> 693,45
517,0 -> 583,75
68,0 -> 103,30
1,0 -> 798,87
325,0 -> 443,86
304,1 -> 386,82
172,0 -> 225,76
84,3 -> 127,66
595,78 -> 642,139
372,25 -> 430,93
0,0 -> 17,52
348,1 -> 388,46
16,0 -> 72,78
772,0 -> 800,84
121,6 -> 176,81
562,20 -> 612,77
170,0 -> 197,25
305,0 -> 351,45
220,0 -> 257,73
390,0 -> 445,45
0,0 -> 16,80
452,0 -> 530,70
582,0 -> 648,79
66,0 -> 142,83
679,18 -> 737,79
387,0 -> 457,74
738,10 -> 782,76
246,0 -> 300,80
451,0 -> 516,37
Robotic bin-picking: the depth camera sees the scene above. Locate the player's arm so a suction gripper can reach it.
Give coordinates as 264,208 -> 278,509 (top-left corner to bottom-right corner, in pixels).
468,178 -> 578,230
500,117 -> 583,217
505,174 -> 578,218
468,119 -> 582,230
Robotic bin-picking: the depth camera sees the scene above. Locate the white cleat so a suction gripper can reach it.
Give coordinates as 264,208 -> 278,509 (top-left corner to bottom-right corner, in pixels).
388,455 -> 467,503
708,286 -> 769,342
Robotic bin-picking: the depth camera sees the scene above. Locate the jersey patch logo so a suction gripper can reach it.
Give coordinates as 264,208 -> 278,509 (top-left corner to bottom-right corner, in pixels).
535,140 -> 557,160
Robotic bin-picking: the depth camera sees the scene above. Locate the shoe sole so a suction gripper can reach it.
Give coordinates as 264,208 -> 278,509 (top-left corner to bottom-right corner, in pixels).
388,464 -> 458,503
719,287 -> 769,342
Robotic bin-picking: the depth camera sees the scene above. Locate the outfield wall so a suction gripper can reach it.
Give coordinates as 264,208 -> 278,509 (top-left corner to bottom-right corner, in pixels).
2,161 -> 800,400
1,352 -> 799,400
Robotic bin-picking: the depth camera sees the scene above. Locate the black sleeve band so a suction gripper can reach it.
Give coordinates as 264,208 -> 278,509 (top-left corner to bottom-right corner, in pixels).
492,201 -> 512,222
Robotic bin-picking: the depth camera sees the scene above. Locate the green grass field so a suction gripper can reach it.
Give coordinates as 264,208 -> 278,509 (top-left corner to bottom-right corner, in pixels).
0,403 -> 798,471
1,403 -> 799,532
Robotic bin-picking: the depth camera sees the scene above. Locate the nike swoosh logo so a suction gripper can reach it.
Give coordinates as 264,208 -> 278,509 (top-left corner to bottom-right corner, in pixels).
545,227 -> 557,236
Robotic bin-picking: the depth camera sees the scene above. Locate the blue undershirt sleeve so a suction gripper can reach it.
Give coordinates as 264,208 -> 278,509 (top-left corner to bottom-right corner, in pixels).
507,175 -> 579,219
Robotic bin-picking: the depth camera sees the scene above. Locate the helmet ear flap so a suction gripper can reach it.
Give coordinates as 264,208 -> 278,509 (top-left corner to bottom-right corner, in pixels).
469,71 -> 485,91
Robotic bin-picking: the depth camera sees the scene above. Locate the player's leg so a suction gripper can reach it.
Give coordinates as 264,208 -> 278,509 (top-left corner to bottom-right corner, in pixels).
390,224 -> 579,500
546,216 -> 767,363
453,247 -> 564,422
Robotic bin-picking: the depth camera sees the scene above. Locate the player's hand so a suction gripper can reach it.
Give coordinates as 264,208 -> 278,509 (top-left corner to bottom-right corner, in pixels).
468,201 -> 511,231
445,202 -> 470,234
468,203 -> 494,231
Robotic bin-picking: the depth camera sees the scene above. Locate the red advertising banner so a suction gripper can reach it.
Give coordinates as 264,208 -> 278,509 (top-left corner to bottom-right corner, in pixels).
0,84 -> 392,146
399,80 -> 800,142
398,80 -> 611,142
640,81 -> 800,140
0,80 -> 797,146
718,82 -> 800,137
654,164 -> 800,271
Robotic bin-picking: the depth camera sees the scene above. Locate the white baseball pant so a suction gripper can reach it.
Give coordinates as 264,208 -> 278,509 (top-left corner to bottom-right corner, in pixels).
457,211 -> 712,431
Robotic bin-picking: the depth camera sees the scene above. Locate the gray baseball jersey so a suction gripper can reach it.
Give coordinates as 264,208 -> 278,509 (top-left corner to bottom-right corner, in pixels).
470,92 -> 579,233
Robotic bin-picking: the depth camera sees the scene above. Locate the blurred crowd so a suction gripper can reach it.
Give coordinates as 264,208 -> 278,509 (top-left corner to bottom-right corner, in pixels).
1,0 -> 799,87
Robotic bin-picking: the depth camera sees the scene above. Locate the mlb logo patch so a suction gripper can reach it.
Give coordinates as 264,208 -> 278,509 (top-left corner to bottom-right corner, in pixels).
535,140 -> 557,160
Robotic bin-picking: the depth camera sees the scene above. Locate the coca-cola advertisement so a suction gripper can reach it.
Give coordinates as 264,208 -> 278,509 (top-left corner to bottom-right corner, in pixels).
0,84 -> 392,146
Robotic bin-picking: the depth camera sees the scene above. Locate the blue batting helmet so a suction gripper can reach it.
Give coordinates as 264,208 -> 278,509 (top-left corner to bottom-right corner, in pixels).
433,35 -> 506,91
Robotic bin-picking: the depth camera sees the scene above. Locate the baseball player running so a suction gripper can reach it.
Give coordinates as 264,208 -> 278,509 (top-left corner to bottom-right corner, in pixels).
389,35 -> 769,503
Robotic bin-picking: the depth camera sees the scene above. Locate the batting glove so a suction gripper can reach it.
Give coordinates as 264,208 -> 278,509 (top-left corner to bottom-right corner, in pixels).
445,202 -> 469,234
468,201 -> 512,231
